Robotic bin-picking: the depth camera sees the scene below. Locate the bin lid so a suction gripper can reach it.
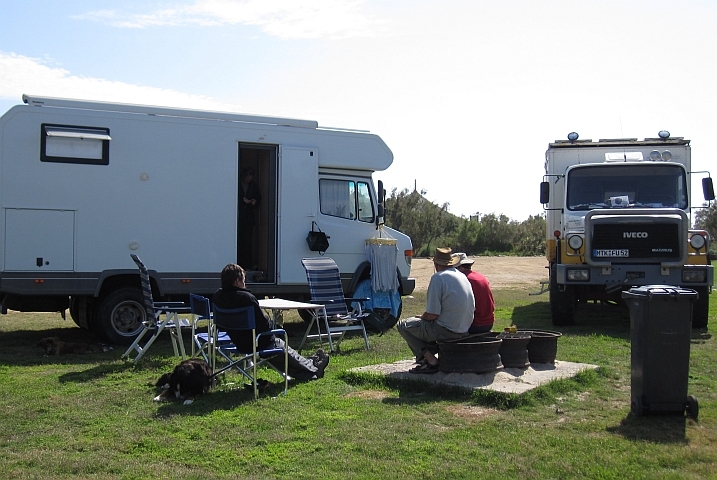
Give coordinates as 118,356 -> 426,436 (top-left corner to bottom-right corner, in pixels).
621,285 -> 698,300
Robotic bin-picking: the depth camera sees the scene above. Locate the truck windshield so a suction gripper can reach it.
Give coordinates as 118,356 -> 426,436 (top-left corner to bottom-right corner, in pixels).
566,164 -> 687,211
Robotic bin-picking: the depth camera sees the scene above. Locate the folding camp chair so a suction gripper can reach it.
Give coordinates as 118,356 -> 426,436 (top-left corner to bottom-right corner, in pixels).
190,293 -> 234,373
211,304 -> 289,399
299,257 -> 370,353
121,254 -> 191,362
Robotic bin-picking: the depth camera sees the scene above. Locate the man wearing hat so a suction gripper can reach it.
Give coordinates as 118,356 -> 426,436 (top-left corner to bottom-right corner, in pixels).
453,253 -> 495,334
397,247 -> 474,374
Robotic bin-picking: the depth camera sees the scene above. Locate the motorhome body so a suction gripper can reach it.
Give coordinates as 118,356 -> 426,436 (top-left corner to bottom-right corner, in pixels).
540,133 -> 714,328
0,95 -> 414,344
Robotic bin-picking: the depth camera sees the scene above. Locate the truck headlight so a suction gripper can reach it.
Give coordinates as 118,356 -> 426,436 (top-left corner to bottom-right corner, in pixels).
689,234 -> 706,250
567,269 -> 590,281
567,235 -> 583,251
682,269 -> 707,283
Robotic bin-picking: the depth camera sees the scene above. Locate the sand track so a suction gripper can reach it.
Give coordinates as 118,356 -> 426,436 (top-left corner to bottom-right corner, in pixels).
410,256 -> 548,291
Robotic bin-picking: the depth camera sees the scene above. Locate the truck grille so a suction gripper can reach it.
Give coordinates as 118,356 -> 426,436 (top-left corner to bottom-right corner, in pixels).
591,223 -> 680,260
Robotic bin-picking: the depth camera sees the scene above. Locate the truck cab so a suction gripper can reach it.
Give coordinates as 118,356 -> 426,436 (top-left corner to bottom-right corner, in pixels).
540,132 -> 714,327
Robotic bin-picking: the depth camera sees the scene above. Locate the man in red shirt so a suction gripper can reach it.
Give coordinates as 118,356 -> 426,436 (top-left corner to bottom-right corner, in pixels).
453,253 -> 495,334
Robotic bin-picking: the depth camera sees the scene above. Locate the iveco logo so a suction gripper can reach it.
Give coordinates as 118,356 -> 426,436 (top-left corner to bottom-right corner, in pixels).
623,232 -> 648,238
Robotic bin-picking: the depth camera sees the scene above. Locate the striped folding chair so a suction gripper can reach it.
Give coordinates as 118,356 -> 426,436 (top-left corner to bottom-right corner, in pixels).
299,257 -> 370,352
121,254 -> 190,362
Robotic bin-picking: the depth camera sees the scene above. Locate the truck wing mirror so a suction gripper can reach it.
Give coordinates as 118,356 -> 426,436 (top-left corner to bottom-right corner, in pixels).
540,181 -> 550,204
703,177 -> 715,201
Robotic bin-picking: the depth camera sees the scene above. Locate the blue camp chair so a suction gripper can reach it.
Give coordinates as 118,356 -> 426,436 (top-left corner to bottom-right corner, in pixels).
299,257 -> 370,352
211,304 -> 289,399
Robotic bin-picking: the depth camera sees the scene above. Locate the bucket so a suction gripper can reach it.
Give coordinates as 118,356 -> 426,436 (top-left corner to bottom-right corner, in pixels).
524,330 -> 562,364
496,331 -> 532,368
438,336 -> 503,373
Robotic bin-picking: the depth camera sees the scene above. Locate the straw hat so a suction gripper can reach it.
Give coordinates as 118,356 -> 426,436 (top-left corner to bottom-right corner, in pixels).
452,252 -> 474,267
433,247 -> 460,267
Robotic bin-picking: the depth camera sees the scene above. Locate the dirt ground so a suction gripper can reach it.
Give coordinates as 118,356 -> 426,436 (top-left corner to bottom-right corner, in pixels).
410,256 -> 548,292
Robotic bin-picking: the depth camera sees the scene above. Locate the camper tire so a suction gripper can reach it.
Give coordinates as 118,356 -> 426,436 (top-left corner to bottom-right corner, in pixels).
95,287 -> 147,345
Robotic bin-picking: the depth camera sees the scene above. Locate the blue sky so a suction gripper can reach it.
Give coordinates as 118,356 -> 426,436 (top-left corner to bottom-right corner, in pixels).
2,0 -> 716,221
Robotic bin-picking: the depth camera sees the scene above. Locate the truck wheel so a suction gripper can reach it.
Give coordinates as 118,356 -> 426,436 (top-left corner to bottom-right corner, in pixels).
550,268 -> 575,326
69,296 -> 94,330
95,287 -> 147,345
69,296 -> 82,328
691,287 -> 709,329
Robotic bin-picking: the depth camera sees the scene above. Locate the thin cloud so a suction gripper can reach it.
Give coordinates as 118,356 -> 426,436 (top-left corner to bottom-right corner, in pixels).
0,51 -> 237,111
73,0 -> 387,39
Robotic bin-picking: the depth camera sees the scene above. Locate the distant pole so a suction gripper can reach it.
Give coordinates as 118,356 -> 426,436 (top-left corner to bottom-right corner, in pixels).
414,179 -> 417,192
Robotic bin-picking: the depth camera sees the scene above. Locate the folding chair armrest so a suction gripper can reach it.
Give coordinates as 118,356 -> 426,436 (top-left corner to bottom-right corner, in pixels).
308,299 -> 335,306
256,329 -> 288,343
153,301 -> 191,313
344,297 -> 370,304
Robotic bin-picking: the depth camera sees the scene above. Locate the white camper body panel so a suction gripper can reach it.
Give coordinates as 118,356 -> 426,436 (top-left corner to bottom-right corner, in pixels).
0,97 -> 415,347
0,101 -> 396,277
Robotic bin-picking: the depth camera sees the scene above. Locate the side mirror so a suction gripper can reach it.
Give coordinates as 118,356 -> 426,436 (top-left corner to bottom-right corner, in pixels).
540,181 -> 550,204
703,177 -> 715,201
377,180 -> 385,226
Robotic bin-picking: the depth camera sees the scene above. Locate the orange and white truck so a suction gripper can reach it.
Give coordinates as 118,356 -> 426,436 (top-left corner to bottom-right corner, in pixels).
540,132 -> 714,327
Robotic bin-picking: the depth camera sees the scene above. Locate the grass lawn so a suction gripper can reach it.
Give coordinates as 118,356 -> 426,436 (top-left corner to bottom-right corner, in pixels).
0,284 -> 715,479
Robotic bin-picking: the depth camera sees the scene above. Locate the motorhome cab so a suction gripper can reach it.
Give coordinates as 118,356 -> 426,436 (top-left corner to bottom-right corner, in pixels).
0,95 -> 414,344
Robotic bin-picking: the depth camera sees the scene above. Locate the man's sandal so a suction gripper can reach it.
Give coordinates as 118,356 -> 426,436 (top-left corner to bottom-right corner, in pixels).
409,363 -> 439,374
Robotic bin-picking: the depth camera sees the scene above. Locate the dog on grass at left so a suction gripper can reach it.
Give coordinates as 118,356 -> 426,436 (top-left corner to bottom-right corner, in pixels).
36,336 -> 111,355
154,358 -> 213,405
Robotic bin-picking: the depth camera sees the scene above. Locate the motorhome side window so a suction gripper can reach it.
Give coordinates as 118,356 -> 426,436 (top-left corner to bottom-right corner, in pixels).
319,179 -> 375,222
40,124 -> 111,165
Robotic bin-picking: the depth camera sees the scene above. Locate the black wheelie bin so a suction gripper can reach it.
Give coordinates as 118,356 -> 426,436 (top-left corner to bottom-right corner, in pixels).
622,285 -> 699,420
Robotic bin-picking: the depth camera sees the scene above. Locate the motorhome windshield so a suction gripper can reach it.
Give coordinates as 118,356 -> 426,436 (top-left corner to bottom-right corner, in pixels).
566,164 -> 687,211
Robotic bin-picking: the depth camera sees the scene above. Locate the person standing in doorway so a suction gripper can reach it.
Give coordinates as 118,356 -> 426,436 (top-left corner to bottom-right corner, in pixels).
238,167 -> 261,270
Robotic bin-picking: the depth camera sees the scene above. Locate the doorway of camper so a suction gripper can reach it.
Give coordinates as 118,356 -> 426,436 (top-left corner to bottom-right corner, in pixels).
238,144 -> 277,284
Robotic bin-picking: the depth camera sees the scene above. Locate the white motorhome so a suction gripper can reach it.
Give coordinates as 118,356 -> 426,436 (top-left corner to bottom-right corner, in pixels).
0,95 -> 415,344
540,132 -> 714,328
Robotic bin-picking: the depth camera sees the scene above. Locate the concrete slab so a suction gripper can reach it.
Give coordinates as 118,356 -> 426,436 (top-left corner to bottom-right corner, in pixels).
350,359 -> 599,394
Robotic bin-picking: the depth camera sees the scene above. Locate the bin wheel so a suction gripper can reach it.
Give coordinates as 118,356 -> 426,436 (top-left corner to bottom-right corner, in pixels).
686,395 -> 699,421
631,395 -> 644,417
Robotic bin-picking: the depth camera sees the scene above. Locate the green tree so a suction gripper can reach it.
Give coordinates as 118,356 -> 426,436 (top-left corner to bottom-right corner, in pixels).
473,213 -> 515,253
513,214 -> 547,256
694,202 -> 717,254
385,188 -> 459,256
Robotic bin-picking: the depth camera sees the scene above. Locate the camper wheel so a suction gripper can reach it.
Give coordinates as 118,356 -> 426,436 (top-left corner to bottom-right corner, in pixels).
95,287 -> 146,345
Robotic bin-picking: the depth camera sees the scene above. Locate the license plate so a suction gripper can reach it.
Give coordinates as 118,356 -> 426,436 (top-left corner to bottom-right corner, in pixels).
593,249 -> 629,258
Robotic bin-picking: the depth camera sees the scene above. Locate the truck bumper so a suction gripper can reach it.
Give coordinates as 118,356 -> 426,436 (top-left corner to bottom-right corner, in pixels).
556,264 -> 713,288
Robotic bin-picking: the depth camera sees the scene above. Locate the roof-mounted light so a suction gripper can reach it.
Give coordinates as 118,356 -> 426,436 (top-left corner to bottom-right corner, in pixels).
662,150 -> 672,161
567,132 -> 579,141
649,150 -> 661,161
658,130 -> 670,139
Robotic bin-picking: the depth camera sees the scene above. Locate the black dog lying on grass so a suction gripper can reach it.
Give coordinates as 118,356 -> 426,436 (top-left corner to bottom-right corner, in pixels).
154,358 -> 213,405
37,336 -> 111,355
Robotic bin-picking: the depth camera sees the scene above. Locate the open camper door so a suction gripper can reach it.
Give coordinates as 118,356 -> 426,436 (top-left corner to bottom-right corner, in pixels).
277,146 -> 318,285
